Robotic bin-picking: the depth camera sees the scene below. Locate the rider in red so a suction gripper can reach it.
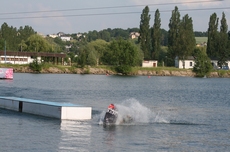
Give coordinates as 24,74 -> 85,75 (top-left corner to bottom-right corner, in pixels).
103,103 -> 118,125
108,103 -> 115,110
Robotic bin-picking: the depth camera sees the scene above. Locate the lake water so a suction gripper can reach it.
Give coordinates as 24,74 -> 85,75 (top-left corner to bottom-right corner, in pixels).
0,73 -> 230,151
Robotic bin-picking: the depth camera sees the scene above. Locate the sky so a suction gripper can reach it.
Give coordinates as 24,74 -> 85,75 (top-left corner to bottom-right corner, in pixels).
0,0 -> 229,35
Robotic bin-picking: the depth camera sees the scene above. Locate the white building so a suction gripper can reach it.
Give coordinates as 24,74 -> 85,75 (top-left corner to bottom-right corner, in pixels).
175,56 -> 195,69
0,51 -> 66,65
142,60 -> 158,67
129,32 -> 140,39
48,34 -> 58,38
76,33 -> 82,37
210,58 -> 230,69
57,32 -> 65,37
175,56 -> 230,69
0,55 -> 41,64
60,36 -> 71,41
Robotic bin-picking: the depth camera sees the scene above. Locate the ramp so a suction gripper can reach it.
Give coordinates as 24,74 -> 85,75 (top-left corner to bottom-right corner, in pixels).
0,97 -> 92,120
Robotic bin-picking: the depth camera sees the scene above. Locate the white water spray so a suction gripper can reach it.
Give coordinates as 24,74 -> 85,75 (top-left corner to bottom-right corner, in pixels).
116,99 -> 152,124
98,98 -> 168,125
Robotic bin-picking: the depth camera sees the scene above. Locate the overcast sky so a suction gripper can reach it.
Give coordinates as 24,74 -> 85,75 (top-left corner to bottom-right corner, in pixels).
0,0 -> 229,35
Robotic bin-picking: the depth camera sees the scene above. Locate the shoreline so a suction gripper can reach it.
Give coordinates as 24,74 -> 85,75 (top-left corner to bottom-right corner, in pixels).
10,66 -> 230,78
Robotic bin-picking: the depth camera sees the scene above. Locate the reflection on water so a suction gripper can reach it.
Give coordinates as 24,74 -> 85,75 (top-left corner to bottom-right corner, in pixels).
103,127 -> 116,151
58,120 -> 91,152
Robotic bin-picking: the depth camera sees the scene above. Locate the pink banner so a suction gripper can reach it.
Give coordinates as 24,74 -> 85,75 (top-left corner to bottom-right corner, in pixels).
0,68 -> 13,79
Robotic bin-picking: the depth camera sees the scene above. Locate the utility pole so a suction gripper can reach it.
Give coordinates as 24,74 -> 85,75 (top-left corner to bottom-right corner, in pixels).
4,40 -> 6,63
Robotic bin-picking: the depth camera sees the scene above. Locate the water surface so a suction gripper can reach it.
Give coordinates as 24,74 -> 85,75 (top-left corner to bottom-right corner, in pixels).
0,73 -> 229,151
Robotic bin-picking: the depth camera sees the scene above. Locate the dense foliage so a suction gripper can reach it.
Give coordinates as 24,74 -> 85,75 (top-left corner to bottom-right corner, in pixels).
25,34 -> 52,52
29,58 -> 42,73
168,6 -> 181,66
167,7 -> 196,67
139,6 -> 151,60
151,9 -> 161,60
77,39 -> 108,68
193,49 -> 212,77
87,28 -> 139,42
207,13 -> 219,58
177,14 -> 196,68
106,39 -> 140,66
217,12 -> 229,67
0,22 -> 35,51
207,12 -> 230,68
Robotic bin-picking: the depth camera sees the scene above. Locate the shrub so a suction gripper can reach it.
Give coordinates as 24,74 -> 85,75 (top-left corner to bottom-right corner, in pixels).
115,65 -> 132,75
29,58 -> 42,73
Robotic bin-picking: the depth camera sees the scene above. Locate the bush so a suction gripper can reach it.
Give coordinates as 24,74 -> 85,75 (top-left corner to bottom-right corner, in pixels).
29,58 -> 42,73
193,51 -> 212,77
115,65 -> 132,75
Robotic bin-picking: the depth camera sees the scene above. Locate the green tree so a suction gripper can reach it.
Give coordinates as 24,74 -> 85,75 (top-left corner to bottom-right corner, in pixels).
0,22 -> 18,51
106,39 -> 139,74
53,37 -> 66,51
77,49 -> 87,68
193,49 -> 212,77
161,29 -> 168,46
0,38 -> 4,50
228,31 -> 230,58
98,30 -> 111,42
87,49 -> 97,66
151,9 -> 161,60
18,40 -> 27,52
18,25 -> 35,41
139,6 -> 151,60
87,30 -> 98,42
0,23 -> 35,51
25,34 -> 52,52
178,14 -> 196,68
29,58 -> 42,73
67,52 -> 77,64
111,28 -> 129,39
194,31 -> 208,37
45,37 -> 63,53
207,13 -> 219,58
168,6 -> 181,66
87,39 -> 108,65
218,12 -> 229,67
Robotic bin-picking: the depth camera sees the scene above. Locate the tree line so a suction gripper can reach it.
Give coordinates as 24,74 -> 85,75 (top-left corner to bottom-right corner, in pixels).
0,22 -> 64,53
0,21 -> 207,54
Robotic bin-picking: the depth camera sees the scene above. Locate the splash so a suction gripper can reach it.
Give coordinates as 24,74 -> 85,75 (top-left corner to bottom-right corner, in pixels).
98,98 -> 169,125
115,99 -> 152,124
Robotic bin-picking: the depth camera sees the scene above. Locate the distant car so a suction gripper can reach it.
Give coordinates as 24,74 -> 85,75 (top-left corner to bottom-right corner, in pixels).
222,66 -> 229,70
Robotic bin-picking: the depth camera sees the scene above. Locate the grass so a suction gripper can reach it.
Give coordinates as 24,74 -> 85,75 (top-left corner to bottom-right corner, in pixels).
131,66 -> 190,75
0,63 -> 28,68
133,66 -> 188,71
195,37 -> 207,44
216,69 -> 230,77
